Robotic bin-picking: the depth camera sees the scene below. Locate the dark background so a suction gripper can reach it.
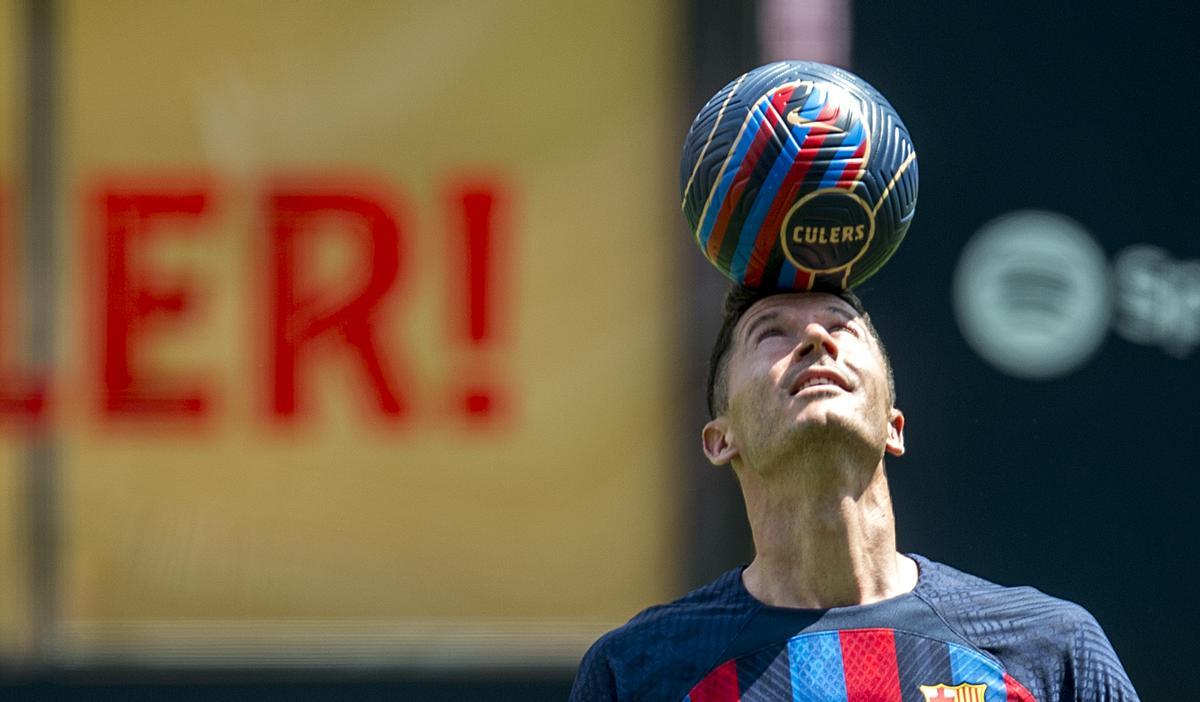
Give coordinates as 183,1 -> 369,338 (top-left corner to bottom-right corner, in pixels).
853,4 -> 1196,699
683,2 -> 1194,700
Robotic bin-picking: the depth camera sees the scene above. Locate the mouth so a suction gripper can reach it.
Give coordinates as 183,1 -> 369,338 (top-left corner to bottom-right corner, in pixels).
788,368 -> 850,396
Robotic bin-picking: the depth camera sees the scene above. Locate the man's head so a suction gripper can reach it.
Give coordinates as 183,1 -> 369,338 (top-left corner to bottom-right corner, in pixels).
701,285 -> 903,472
706,285 -> 895,419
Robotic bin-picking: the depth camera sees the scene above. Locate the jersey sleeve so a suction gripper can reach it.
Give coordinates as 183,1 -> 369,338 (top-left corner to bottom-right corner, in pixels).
979,593 -> 1140,701
1064,607 -> 1139,701
569,641 -> 620,702
567,568 -> 757,702
911,557 -> 1140,702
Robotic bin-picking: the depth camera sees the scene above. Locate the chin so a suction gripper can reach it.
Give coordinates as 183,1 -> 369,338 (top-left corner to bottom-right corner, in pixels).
791,403 -> 855,431
785,413 -> 881,462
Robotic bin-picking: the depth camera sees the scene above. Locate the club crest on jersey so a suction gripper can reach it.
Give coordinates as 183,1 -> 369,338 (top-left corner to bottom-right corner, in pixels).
920,682 -> 988,702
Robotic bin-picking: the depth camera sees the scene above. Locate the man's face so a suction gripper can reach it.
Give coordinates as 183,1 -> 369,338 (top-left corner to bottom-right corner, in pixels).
704,292 -> 904,473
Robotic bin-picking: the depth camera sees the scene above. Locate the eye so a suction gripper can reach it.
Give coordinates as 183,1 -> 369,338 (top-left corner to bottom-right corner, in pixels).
830,321 -> 859,336
754,327 -> 785,344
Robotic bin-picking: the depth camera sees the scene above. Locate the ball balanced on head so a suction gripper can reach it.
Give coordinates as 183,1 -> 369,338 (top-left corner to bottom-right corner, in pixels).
680,61 -> 918,291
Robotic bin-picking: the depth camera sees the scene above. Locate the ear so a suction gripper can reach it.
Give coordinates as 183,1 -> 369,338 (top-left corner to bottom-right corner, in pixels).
702,418 -> 739,466
885,408 -> 906,457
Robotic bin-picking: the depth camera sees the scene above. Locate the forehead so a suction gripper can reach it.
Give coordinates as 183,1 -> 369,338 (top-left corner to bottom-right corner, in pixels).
734,292 -> 860,337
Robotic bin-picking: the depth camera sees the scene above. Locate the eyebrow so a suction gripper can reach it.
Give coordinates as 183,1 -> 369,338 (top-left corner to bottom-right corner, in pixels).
740,305 -> 855,344
741,310 -> 783,345
823,305 -> 855,321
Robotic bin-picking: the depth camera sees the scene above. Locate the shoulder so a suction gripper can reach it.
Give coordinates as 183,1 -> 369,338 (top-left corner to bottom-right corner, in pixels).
912,555 -> 1139,701
570,568 -> 757,702
913,554 -> 1107,638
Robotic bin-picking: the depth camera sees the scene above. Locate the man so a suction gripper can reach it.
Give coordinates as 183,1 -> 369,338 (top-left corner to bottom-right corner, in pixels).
569,285 -> 1138,701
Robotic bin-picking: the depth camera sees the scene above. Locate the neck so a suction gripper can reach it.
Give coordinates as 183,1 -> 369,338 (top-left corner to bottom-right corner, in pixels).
735,456 -> 916,609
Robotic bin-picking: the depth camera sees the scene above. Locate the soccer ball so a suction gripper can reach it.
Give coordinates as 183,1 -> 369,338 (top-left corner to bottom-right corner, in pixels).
680,61 -> 918,290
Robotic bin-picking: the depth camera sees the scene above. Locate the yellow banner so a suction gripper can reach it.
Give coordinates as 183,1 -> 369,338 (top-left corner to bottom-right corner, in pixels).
0,0 -> 682,666
0,0 -> 33,661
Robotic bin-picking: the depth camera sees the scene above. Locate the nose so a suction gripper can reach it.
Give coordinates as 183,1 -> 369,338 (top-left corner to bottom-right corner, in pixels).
791,322 -> 839,362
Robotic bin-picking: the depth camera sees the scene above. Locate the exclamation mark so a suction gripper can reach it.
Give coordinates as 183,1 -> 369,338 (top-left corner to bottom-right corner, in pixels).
449,181 -> 509,423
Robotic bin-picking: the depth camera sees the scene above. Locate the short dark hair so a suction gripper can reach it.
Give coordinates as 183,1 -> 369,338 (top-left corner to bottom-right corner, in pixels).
705,285 -> 894,420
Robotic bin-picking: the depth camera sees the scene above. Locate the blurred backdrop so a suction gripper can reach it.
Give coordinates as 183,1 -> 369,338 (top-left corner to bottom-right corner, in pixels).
1,1 -> 1194,700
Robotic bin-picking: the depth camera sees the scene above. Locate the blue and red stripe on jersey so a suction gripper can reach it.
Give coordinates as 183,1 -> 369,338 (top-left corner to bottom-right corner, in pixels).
684,628 -> 1037,702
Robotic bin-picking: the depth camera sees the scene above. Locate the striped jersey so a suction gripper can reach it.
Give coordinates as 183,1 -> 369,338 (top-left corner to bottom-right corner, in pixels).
569,554 -> 1137,702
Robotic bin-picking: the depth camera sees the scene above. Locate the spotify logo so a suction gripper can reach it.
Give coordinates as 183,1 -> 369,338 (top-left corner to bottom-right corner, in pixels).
953,210 -> 1112,379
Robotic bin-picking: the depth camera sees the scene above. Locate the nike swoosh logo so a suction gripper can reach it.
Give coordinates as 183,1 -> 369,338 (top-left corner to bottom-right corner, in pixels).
786,107 -> 847,134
